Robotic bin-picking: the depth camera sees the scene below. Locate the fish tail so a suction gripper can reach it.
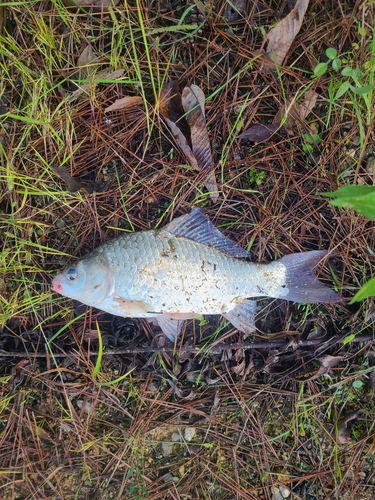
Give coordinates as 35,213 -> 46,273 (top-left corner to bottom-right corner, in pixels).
279,250 -> 341,304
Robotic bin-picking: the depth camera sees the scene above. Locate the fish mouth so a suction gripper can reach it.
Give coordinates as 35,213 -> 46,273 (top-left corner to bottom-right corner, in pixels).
51,278 -> 62,292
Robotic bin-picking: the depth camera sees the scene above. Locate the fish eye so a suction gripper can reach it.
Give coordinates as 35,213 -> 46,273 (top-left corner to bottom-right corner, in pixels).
66,268 -> 78,281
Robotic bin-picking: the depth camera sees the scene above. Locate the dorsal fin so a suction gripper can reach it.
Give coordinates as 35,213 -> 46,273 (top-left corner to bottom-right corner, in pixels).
163,207 -> 250,259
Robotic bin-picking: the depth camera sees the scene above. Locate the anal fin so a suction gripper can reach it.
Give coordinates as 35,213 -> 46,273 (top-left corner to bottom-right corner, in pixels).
223,300 -> 257,334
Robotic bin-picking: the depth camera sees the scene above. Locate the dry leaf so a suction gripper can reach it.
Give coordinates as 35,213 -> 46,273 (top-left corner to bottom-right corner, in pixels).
238,122 -> 286,142
210,391 -> 221,417
266,0 -> 310,66
159,81 -> 192,146
304,355 -> 344,381
52,166 -> 83,192
181,85 -> 218,200
369,370 -> 375,396
182,85 -> 213,173
104,95 -> 143,113
77,45 -> 95,75
298,89 -> 319,121
159,81 -> 196,166
203,172 -> 219,201
159,81 -> 219,201
67,68 -> 125,104
273,89 -> 319,130
223,0 -> 246,21
52,166 -> 111,194
165,378 -> 196,400
66,0 -> 120,7
337,410 -> 364,444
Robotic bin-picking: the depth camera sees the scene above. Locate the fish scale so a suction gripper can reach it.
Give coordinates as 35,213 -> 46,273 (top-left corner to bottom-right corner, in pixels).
52,207 -> 342,341
100,231 -> 247,313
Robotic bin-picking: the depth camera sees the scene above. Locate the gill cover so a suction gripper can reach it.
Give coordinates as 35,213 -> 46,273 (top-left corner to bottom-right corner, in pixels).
52,254 -> 115,306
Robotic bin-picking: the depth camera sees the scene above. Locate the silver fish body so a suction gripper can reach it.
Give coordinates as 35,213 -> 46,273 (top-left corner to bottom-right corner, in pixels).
52,208 -> 341,340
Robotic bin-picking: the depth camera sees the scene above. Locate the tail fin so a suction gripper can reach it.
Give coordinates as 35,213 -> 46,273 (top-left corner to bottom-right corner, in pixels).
279,250 -> 342,304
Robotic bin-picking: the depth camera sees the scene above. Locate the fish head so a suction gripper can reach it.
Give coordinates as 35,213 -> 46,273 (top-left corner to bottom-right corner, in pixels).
51,255 -> 115,306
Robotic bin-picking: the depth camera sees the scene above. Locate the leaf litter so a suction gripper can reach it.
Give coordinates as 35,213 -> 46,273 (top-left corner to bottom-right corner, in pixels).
266,0 -> 311,66
104,95 -> 143,113
51,166 -> 111,193
239,88 -> 319,142
159,80 -> 219,201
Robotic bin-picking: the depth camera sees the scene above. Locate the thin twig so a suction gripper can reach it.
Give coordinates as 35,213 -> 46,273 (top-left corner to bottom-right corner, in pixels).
1,334 -> 373,359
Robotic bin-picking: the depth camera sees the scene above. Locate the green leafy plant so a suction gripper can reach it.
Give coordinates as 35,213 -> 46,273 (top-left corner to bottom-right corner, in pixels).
313,47 -> 375,107
323,185 -> 375,220
323,185 -> 375,302
313,44 -> 375,145
248,167 -> 265,186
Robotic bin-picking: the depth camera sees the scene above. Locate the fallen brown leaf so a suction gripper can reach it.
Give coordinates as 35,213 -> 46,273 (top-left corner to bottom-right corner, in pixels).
238,122 -> 286,142
266,0 -> 310,66
159,80 -> 196,165
297,89 -> 319,121
77,45 -> 95,74
67,69 -> 125,104
337,409 -> 364,444
273,89 -> 319,130
159,81 -> 192,146
66,0 -> 120,7
182,85 -> 213,173
223,0 -> 246,21
304,355 -> 344,381
159,80 -> 219,201
52,166 -> 111,194
51,166 -> 83,192
104,95 -> 143,113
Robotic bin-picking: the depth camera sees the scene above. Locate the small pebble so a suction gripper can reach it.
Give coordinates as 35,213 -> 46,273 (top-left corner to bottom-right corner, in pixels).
365,154 -> 375,174
56,218 -> 66,228
279,485 -> 291,498
171,432 -> 181,442
161,442 -> 173,456
184,427 -> 196,442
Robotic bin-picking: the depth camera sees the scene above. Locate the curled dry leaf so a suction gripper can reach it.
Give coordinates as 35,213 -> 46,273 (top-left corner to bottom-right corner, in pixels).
159,80 -> 195,166
304,355 -> 344,381
65,0 -> 120,7
52,166 -> 111,194
67,68 -> 125,104
273,89 -> 319,130
76,45 -> 95,77
239,89 -> 319,143
223,0 -> 246,21
210,391 -> 220,417
165,378 -> 196,400
182,84 -> 213,173
204,171 -> 219,200
297,89 -> 319,121
369,369 -> 375,395
337,409 -> 364,444
238,122 -> 286,142
159,80 -> 219,201
266,0 -> 310,66
104,95 -> 143,113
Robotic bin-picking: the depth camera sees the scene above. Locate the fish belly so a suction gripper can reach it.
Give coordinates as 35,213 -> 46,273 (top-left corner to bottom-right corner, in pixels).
96,230 -> 274,317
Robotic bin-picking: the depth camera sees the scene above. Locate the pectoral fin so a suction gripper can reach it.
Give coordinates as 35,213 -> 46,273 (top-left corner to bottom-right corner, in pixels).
223,300 -> 257,334
156,315 -> 184,342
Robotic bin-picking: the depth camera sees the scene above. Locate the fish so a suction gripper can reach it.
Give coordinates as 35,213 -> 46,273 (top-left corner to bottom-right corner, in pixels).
51,207 -> 341,341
